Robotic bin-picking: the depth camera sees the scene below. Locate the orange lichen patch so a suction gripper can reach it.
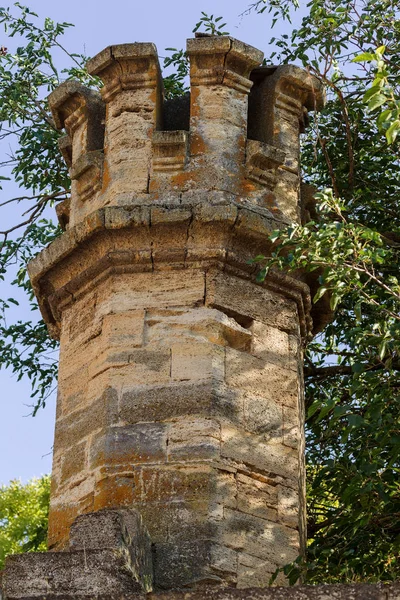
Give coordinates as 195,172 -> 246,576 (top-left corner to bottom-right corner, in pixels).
93,472 -> 135,510
148,178 -> 161,195
238,176 -> 258,196
47,510 -> 73,551
271,206 -> 283,214
133,465 -> 213,504
149,87 -> 158,108
261,191 -> 278,209
170,170 -> 195,190
189,85 -> 201,119
48,493 -> 93,550
101,159 -> 112,193
190,133 -> 207,157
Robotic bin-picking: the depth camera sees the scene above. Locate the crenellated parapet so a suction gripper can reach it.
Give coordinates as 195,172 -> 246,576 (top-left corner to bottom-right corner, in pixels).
48,36 -> 323,230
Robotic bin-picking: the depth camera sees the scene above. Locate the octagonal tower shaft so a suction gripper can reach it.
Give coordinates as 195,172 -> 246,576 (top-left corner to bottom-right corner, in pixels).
28,35 -> 324,590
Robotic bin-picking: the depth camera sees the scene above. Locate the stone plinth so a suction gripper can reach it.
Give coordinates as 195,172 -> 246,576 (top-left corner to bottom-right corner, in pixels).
1,34 -> 331,597
1,509 -> 153,598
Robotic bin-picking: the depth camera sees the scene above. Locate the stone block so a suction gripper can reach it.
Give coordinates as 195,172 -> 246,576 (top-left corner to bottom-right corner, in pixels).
146,307 -> 252,351
154,540 -> 236,589
237,473 -> 279,521
93,471 -> 136,511
251,322 -> 290,368
3,550 -> 139,597
53,388 -> 118,454
166,503 -> 218,542
63,290 -> 99,344
237,553 -> 277,588
101,310 -> 145,348
242,391 -> 283,439
55,364 -> 89,418
57,338 -> 97,384
133,465 -> 213,505
96,270 -> 206,316
74,207 -> 106,239
47,490 -> 94,551
133,499 -> 212,544
274,169 -> 301,223
221,424 -> 298,483
119,380 -> 243,427
60,440 -> 87,483
171,341 -> 225,383
288,334 -> 302,372
168,418 -> 221,462
120,380 -> 213,423
89,423 -> 168,468
105,205 -> 151,230
89,347 -> 171,384
206,271 -> 298,334
225,348 -> 298,409
69,508 -> 153,592
283,405 -> 300,449
277,485 -> 299,529
221,508 -> 300,565
4,509 -> 153,597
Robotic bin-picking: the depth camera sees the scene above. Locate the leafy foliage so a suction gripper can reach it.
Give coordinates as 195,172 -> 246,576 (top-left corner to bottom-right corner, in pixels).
0,476 -> 50,570
162,48 -> 189,99
253,0 -> 400,583
0,4 -> 96,412
244,0 -> 300,26
192,12 -> 229,36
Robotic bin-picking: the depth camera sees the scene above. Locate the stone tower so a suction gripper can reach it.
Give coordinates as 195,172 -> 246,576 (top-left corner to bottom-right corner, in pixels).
1,35 -> 326,597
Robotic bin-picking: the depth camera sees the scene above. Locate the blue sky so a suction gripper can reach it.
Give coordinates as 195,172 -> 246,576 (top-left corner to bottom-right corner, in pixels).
0,0 -> 302,485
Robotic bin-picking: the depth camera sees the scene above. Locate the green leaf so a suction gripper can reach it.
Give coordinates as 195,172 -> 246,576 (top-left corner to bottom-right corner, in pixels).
352,51 -> 375,62
347,414 -> 364,427
363,85 -> 382,102
386,120 -> 400,144
377,109 -> 392,127
313,286 -> 328,303
367,94 -> 387,112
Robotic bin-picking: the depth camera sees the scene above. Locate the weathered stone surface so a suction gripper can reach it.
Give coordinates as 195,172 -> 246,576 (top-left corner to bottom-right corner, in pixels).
168,418 -> 221,462
89,423 -> 168,468
206,271 -> 299,334
70,509 -> 153,591
3,509 -> 153,598
220,508 -> 300,565
154,540 -> 233,589
3,550 -> 139,598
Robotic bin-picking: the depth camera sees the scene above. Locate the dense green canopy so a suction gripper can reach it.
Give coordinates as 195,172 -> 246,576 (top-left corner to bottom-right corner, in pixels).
0,476 -> 50,570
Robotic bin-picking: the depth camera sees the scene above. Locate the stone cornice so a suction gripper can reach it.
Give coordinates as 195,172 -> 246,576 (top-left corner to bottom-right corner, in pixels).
28,203 -> 317,341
